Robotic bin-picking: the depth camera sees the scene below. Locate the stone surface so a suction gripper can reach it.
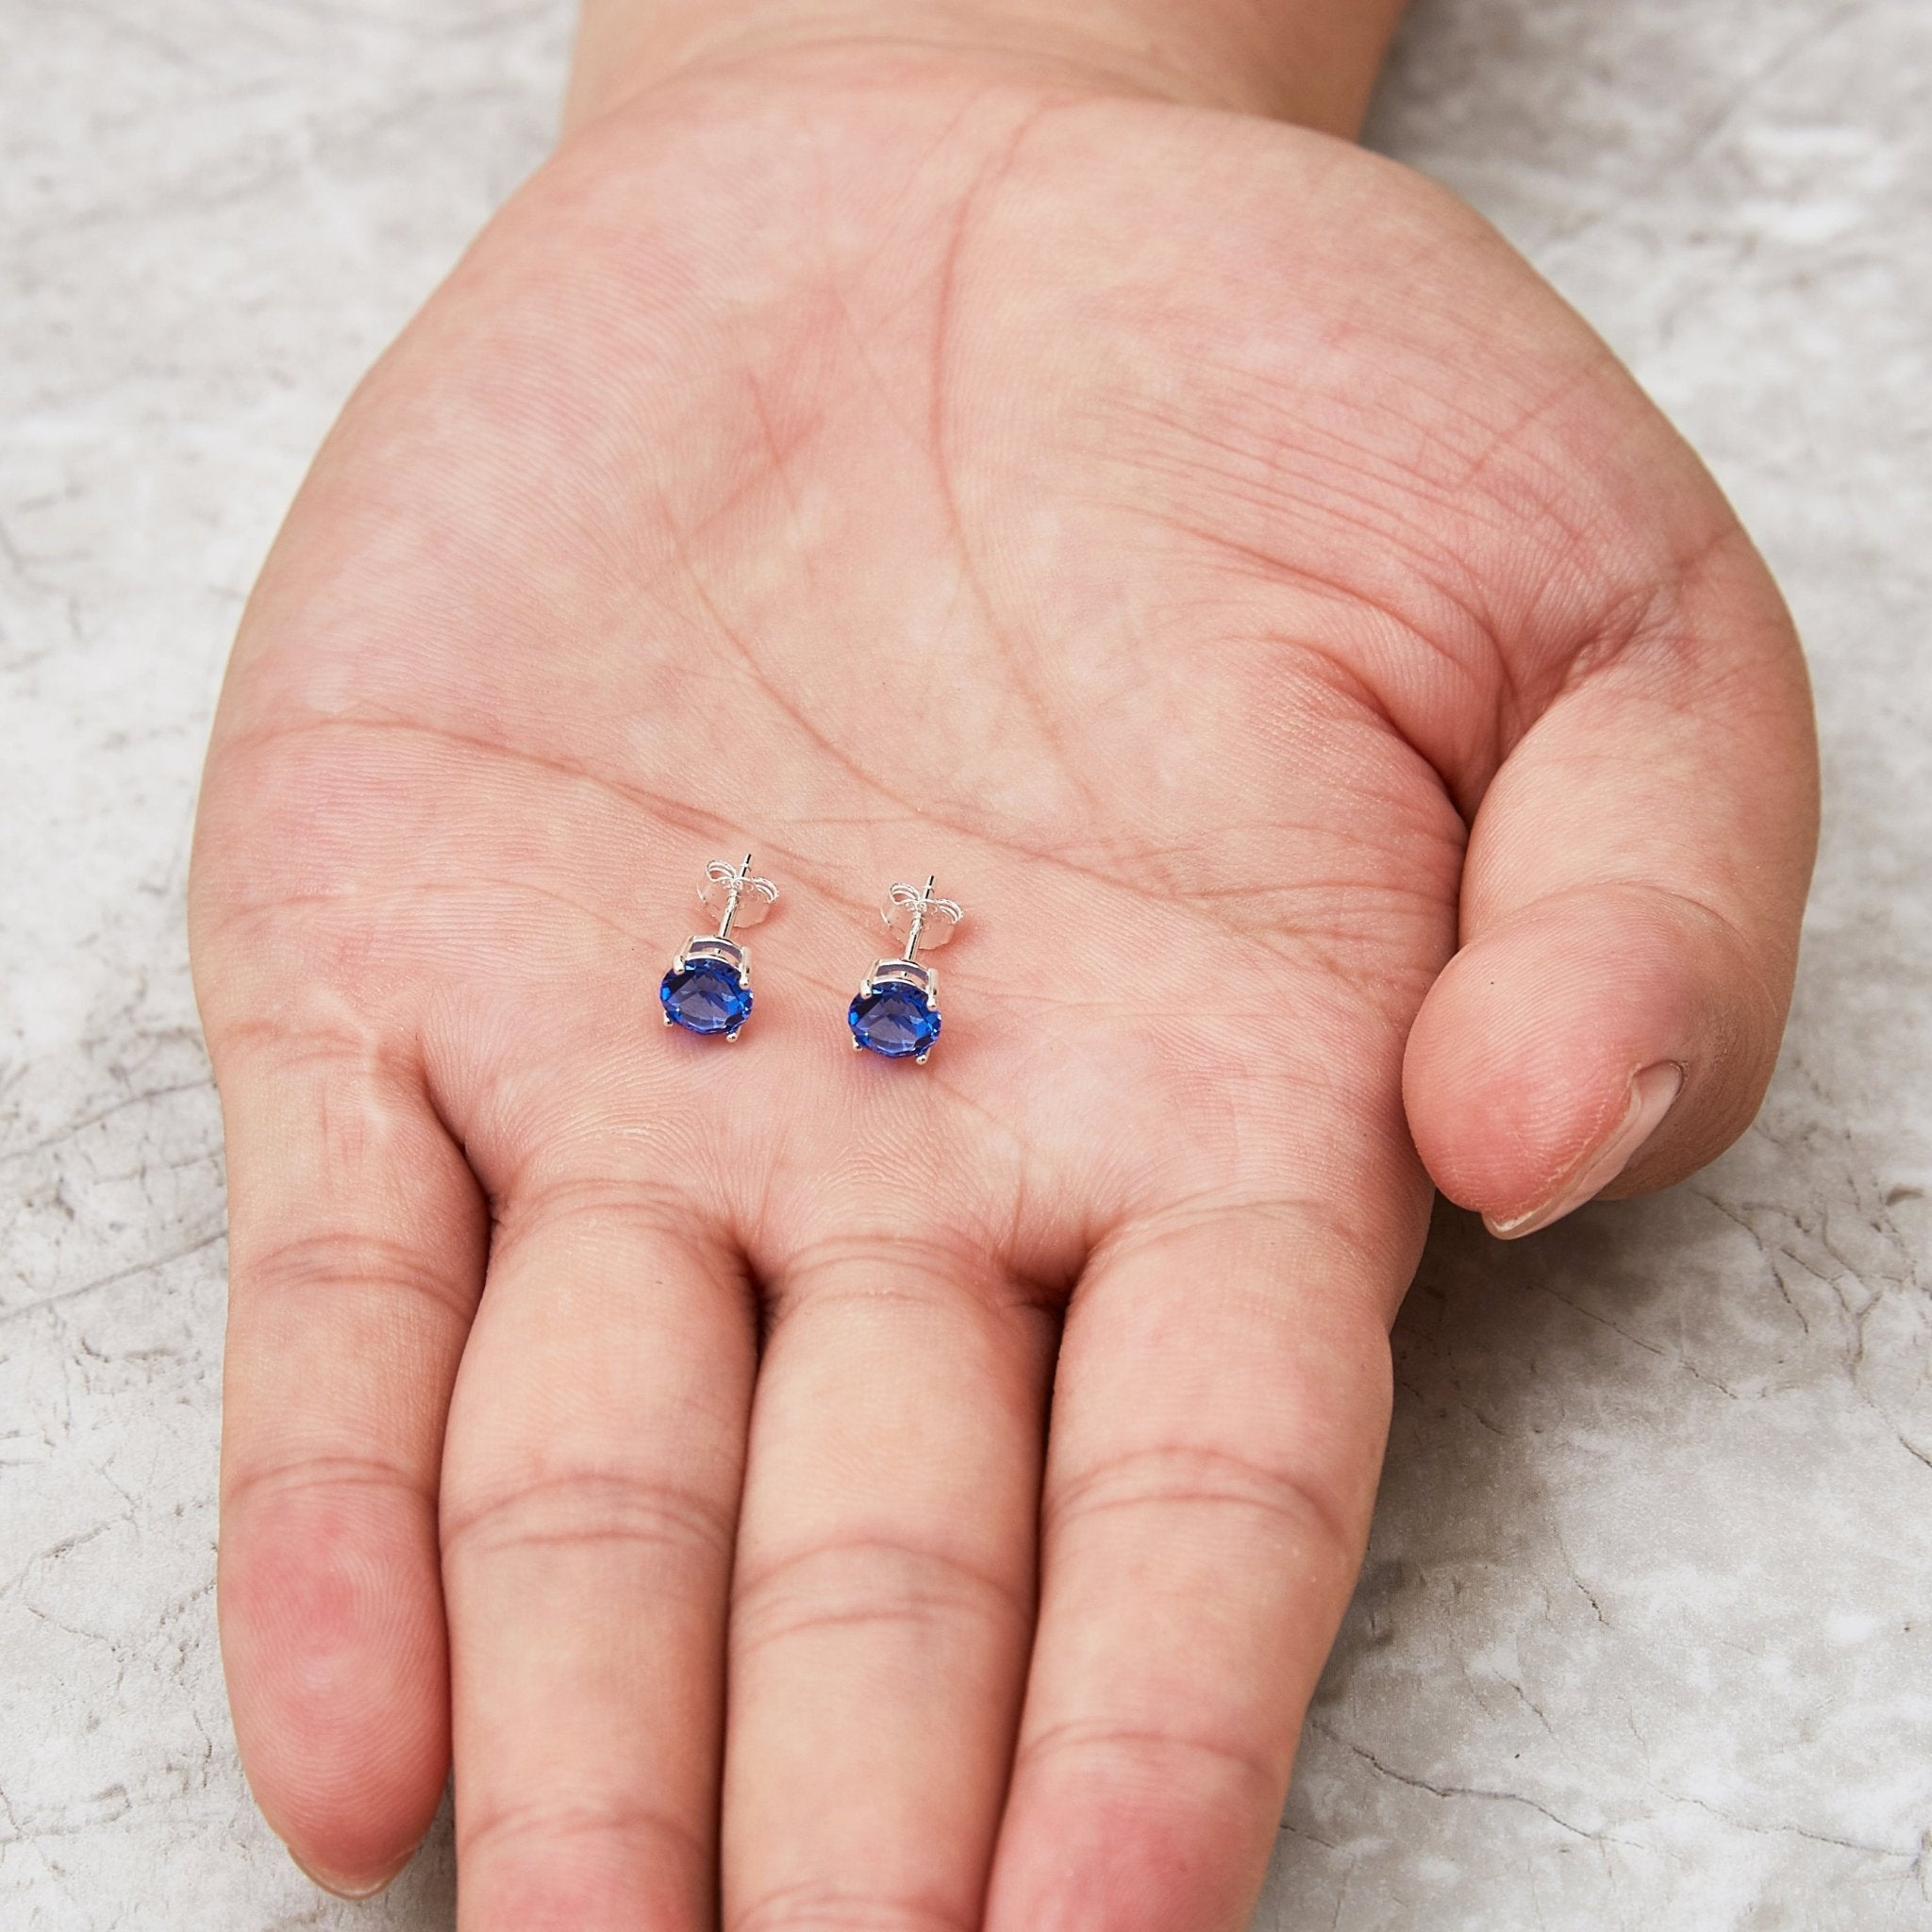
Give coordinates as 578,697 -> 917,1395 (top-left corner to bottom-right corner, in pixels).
3,1 -> 1929,1927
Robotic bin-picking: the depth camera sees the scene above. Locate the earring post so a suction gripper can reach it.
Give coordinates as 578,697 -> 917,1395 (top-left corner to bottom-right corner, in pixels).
904,874 -> 938,961
716,852 -> 754,940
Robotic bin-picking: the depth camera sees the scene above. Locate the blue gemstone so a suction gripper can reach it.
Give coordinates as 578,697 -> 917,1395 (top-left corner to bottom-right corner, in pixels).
660,959 -> 752,1037
848,983 -> 941,1059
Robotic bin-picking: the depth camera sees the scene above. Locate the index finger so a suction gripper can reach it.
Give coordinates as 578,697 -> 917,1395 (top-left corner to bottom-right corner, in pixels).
984,1103 -> 1424,1932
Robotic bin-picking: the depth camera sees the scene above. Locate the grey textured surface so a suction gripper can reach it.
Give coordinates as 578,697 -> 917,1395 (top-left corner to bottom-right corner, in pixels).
3,1 -> 1927,1926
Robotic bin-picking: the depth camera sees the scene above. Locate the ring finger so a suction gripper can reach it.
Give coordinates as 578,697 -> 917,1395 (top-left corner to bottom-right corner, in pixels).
441,1166 -> 757,1931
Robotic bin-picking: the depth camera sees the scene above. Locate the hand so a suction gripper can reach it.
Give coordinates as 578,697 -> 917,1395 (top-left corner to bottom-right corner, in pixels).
189,31 -> 1816,1930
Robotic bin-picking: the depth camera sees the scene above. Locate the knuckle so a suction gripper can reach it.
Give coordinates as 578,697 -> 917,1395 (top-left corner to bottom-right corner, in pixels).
461,1793 -> 705,1868
440,1464 -> 735,1570
730,1882 -> 974,1932
240,1228 -> 475,1325
1045,1439 -> 1355,1561
731,1534 -> 1028,1657
1017,1714 -> 1280,1803
492,1171 -> 730,1274
459,1798 -> 708,1931
225,1449 -> 423,1520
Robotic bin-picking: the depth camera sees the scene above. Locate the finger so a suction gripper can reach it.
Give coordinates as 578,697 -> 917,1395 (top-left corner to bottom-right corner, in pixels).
441,1175 -> 754,1932
984,1192 -> 1410,1932
723,1236 -> 1057,1932
215,1026 -> 485,1897
1404,528 -> 1818,1237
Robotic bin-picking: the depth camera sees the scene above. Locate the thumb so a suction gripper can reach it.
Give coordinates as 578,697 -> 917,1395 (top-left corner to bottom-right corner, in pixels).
1403,528 -> 1818,1239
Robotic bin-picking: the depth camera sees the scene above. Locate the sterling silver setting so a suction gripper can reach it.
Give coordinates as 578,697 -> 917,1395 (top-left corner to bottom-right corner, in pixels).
847,875 -> 962,1064
658,854 -> 777,1041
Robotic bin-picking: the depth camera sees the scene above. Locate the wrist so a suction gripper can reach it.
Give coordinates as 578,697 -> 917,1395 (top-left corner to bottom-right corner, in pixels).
566,0 -> 1408,137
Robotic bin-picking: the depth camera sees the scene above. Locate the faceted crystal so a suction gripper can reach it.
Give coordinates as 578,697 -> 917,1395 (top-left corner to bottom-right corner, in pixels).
660,958 -> 752,1037
848,983 -> 941,1059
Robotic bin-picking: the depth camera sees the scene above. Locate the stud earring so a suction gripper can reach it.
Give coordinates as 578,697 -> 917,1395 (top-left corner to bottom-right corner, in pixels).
847,875 -> 962,1063
659,855 -> 777,1041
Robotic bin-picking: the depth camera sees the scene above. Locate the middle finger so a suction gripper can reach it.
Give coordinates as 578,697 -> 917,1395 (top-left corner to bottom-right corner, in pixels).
723,1228 -> 1056,1932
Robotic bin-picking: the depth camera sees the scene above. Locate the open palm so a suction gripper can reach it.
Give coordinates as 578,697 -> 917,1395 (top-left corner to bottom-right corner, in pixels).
189,47 -> 1815,1931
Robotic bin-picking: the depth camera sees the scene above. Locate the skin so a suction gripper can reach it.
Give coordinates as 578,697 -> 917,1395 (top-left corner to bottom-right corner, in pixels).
187,7 -> 1818,1927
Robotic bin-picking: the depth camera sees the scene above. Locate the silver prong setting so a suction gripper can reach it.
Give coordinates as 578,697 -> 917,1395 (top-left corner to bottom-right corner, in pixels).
661,855 -> 769,1041
848,877 -> 959,1063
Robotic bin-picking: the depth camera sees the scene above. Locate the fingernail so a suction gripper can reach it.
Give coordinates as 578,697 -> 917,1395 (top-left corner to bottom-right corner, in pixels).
290,1847 -> 412,1900
1485,1061 -> 1684,1241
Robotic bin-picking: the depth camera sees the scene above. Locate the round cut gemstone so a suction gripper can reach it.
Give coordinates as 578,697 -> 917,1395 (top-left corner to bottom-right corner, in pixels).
660,958 -> 752,1037
848,982 -> 941,1059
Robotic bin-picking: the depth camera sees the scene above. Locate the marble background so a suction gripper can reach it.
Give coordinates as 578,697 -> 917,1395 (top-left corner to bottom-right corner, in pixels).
3,0 -> 1927,1924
